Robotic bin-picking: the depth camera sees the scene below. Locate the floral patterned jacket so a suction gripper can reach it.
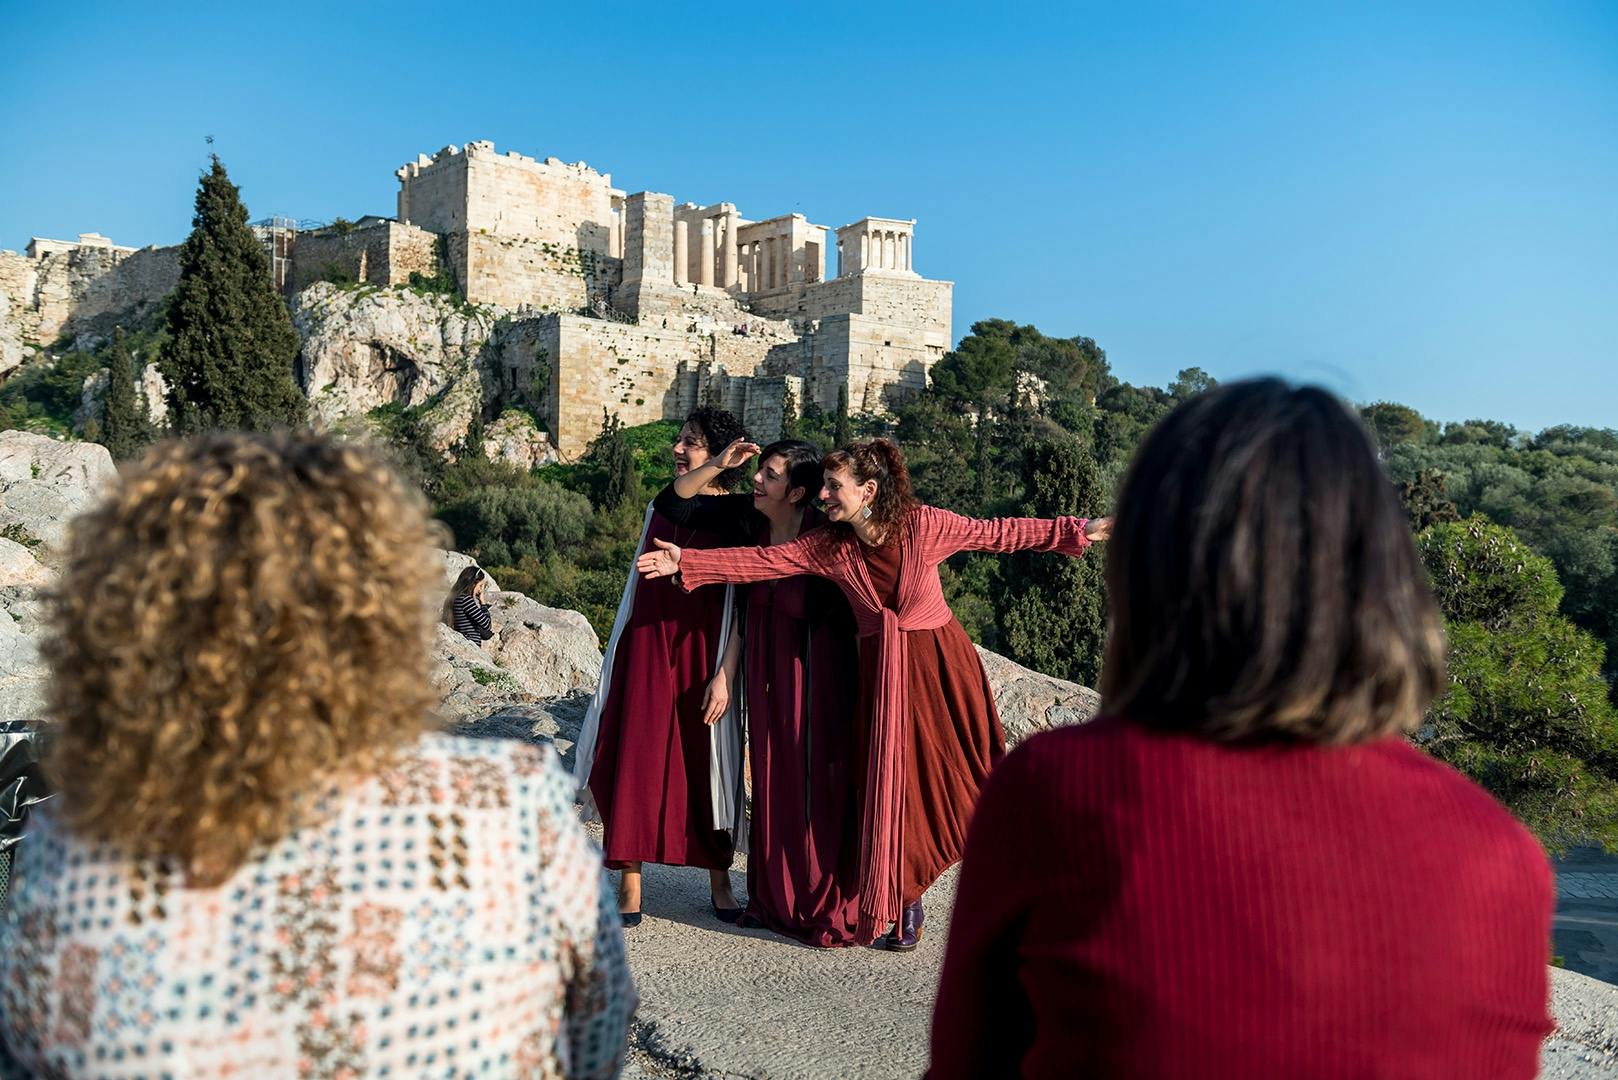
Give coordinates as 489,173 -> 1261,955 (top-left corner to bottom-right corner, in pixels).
0,733 -> 635,1078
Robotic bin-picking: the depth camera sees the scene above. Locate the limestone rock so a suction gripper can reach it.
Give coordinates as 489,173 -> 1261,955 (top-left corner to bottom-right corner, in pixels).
294,283 -> 503,444
483,409 -> 557,470
0,610 -> 47,725
977,645 -> 1102,747
0,431 -> 117,567
0,288 -> 25,380
79,362 -> 171,432
430,582 -> 602,724
0,538 -> 51,590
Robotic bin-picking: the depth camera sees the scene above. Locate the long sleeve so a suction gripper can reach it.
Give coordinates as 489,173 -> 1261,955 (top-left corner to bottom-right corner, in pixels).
926,740 -> 1053,1078
920,506 -> 1091,562
453,594 -> 495,640
678,530 -> 840,591
651,485 -> 757,542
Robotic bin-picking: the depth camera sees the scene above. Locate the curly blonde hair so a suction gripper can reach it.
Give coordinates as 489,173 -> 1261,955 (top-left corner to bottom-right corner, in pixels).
42,431 -> 444,885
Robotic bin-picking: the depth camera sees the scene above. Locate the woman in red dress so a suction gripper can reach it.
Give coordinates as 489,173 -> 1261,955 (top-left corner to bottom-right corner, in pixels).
654,438 -> 865,946
574,407 -> 750,926
638,439 -> 1110,948
927,380 -> 1552,1078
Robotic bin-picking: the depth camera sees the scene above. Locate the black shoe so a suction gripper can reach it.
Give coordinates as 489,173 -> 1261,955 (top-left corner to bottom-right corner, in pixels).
712,903 -> 744,924
621,910 -> 643,928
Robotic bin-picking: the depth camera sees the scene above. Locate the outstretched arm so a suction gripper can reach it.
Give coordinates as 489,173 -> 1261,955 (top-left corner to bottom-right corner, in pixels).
924,507 -> 1111,562
637,530 -> 836,590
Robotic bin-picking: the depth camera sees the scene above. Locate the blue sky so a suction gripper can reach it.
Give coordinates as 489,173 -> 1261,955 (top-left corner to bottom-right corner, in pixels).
2,1 -> 1613,431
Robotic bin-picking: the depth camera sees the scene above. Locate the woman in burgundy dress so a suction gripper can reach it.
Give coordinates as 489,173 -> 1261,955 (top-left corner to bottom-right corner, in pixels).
573,406 -> 750,926
639,439 -> 1110,949
654,437 -> 865,946
928,381 -> 1552,1078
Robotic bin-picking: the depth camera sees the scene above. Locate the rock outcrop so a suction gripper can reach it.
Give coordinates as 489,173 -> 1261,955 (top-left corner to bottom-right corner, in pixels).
0,431 -> 118,567
976,645 -> 1102,746
297,284 -> 494,448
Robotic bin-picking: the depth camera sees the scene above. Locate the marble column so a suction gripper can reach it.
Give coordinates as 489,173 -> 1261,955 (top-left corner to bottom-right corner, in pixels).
721,216 -> 738,288
699,220 -> 715,287
673,219 -> 688,285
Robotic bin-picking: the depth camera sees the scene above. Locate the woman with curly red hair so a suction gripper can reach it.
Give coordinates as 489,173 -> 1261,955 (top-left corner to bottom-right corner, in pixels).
639,438 -> 1110,949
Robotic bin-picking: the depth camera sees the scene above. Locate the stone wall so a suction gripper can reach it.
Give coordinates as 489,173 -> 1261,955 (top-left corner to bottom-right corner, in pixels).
458,232 -> 620,312
286,221 -> 439,294
399,142 -> 614,256
0,243 -> 180,349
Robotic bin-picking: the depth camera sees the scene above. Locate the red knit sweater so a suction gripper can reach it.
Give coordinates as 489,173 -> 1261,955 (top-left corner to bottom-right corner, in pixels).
928,715 -> 1554,1079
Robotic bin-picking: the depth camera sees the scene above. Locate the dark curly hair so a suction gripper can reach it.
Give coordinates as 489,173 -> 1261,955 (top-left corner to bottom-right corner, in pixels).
685,406 -> 750,490
823,438 -> 919,534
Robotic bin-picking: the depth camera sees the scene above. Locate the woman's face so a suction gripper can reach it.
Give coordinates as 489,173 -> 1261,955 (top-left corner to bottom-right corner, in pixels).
819,465 -> 871,523
671,422 -> 711,477
752,454 -> 802,511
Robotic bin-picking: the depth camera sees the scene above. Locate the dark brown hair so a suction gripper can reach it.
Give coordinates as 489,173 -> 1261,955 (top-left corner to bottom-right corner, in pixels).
684,406 -> 750,489
451,565 -> 485,597
1100,379 -> 1445,745
823,438 -> 919,533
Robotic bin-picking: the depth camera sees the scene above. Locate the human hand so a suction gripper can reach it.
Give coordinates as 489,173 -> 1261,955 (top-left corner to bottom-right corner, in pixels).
701,668 -> 730,725
636,538 -> 683,578
1084,517 -> 1113,542
716,439 -> 762,470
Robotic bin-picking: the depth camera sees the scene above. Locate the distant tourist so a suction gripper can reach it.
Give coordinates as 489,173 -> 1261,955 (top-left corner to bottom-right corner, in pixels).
0,432 -> 635,1077
575,407 -> 751,927
447,564 -> 495,645
653,437 -> 864,946
638,438 -> 1110,949
926,380 -> 1553,1078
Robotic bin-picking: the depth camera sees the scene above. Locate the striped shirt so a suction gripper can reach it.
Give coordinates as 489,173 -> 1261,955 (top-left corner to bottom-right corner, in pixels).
452,593 -> 494,644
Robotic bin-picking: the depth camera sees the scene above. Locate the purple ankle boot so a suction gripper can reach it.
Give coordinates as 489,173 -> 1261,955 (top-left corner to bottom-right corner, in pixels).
885,899 -> 924,952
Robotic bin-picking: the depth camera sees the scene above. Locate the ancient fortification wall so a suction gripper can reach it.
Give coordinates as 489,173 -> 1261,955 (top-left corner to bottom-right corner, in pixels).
4,139 -> 955,457
0,240 -> 180,346
285,220 -> 438,294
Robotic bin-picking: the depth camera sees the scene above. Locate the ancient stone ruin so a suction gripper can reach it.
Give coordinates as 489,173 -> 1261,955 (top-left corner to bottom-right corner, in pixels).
1,140 -> 953,455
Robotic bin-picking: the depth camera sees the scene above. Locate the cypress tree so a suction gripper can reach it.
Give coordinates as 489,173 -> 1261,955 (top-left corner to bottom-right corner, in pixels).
833,384 -> 852,449
780,383 -> 801,439
162,156 -> 307,433
100,328 -> 149,460
588,409 -> 640,512
993,433 -> 1108,685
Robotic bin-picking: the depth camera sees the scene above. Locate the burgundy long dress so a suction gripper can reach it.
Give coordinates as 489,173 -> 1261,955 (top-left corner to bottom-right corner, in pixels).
858,535 -> 1005,904
742,556 -> 864,945
675,507 -> 1095,939
588,511 -> 735,870
652,487 -> 865,945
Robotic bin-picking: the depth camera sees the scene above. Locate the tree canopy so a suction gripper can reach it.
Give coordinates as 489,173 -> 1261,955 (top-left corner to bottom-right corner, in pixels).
161,155 -> 306,433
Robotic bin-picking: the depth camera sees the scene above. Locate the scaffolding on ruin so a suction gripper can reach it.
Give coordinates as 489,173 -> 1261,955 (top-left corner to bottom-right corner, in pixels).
250,217 -> 328,292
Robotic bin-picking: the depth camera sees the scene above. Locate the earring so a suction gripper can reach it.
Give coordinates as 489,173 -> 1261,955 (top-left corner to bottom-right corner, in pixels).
860,506 -> 873,521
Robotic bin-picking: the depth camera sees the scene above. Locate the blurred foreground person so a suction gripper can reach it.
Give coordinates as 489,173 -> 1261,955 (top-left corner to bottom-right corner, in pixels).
0,432 -> 634,1078
928,380 -> 1552,1079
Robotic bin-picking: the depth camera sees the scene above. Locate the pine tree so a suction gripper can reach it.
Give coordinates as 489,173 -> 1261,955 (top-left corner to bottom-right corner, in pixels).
833,384 -> 852,449
100,328 -> 149,460
993,433 -> 1108,685
780,383 -> 801,439
162,156 -> 307,433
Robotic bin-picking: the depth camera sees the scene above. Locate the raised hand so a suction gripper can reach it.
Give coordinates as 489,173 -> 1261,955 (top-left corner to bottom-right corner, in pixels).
1084,516 -> 1113,542
636,537 -> 683,578
716,439 -> 762,470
